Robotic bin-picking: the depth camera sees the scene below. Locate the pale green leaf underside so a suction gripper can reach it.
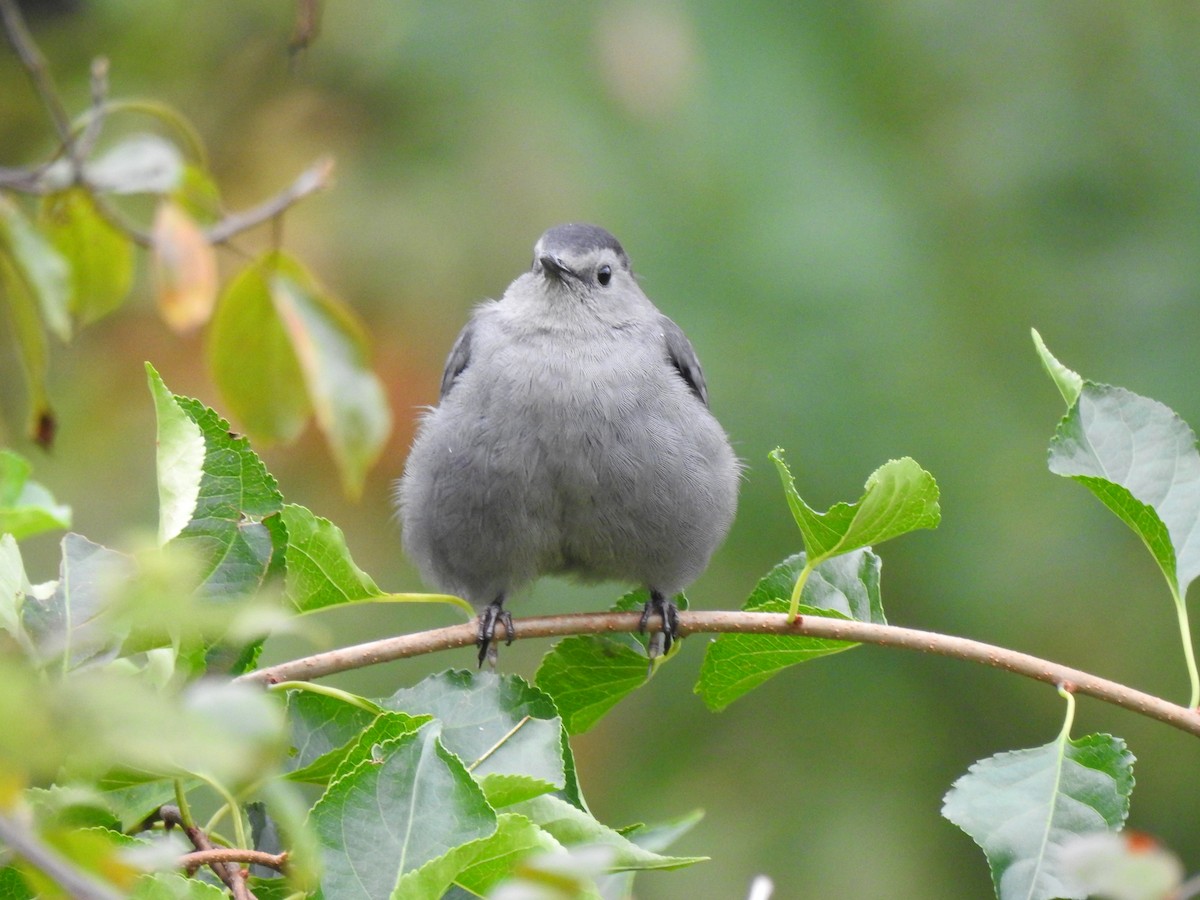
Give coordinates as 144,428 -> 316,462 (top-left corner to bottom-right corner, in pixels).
1049,383 -> 1200,599
942,733 -> 1134,900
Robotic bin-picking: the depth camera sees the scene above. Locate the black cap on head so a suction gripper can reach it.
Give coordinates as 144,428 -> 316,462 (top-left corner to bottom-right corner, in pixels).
535,223 -> 628,266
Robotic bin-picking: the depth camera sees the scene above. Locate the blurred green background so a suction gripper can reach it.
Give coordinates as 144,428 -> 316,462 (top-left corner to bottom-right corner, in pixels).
5,2 -> 1200,896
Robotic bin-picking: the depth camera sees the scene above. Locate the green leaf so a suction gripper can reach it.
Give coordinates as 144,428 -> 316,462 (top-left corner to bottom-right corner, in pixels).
510,795 -> 706,872
268,254 -> 392,498
286,689 -> 384,771
0,194 -> 71,342
942,733 -> 1135,900
597,810 -> 704,898
40,188 -> 134,324
0,248 -> 55,446
208,259 -> 312,444
0,866 -> 34,899
771,449 -> 940,562
208,252 -> 392,496
284,691 -> 427,785
534,635 -> 651,736
146,363 -> 284,598
309,722 -> 497,900
1048,382 -> 1200,600
147,363 -> 205,545
0,449 -> 71,540
21,533 -> 135,673
98,781 -> 177,832
695,550 -> 882,711
172,164 -> 222,226
0,533 -> 36,650
1031,328 -> 1082,407
534,589 -> 668,736
383,671 -> 567,809
398,813 -> 565,898
130,873 -> 230,899
280,504 -> 383,612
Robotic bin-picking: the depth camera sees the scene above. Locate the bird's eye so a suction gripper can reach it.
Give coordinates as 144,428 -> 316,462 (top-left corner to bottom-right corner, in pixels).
597,265 -> 612,286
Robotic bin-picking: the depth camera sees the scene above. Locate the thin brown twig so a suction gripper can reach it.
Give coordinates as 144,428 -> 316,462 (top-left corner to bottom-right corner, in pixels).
236,609 -> 1200,739
1,0 -> 332,250
0,0 -> 75,154
179,848 -> 288,874
75,57 -> 110,161
161,806 -> 256,900
205,156 -> 334,244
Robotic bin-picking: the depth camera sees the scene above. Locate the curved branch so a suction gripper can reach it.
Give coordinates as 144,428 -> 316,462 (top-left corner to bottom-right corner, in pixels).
179,848 -> 288,874
161,806 -> 254,900
205,157 -> 333,244
237,610 -> 1200,739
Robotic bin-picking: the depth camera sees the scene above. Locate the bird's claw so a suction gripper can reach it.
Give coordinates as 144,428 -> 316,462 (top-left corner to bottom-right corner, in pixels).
639,591 -> 679,658
477,600 -> 514,667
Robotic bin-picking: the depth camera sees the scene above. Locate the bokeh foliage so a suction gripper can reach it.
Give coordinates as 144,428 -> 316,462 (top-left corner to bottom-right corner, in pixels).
4,3 -> 1200,896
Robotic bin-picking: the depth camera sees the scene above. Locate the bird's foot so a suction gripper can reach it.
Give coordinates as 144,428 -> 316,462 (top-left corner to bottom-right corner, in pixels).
638,590 -> 680,659
477,597 -> 514,668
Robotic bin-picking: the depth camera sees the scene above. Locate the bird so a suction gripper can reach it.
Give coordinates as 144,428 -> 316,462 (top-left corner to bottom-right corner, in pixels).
396,223 -> 739,665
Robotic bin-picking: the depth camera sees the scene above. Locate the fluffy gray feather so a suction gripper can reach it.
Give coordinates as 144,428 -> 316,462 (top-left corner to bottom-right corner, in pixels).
396,224 -> 739,654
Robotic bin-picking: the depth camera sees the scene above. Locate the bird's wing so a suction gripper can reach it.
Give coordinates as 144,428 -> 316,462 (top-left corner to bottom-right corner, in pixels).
439,320 -> 474,399
659,315 -> 709,406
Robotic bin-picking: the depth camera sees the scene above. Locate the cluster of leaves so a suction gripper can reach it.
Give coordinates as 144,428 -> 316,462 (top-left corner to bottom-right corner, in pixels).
0,367 -> 713,899
0,335 -> 1198,898
936,332 -> 1200,900
0,54 -> 389,494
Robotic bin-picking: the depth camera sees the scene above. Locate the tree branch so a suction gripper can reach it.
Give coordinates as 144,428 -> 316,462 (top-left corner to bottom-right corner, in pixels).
0,0 -> 332,248
237,610 -> 1200,739
179,848 -> 287,874
0,0 -> 75,155
161,806 -> 255,900
205,157 -> 333,245
0,811 -> 122,900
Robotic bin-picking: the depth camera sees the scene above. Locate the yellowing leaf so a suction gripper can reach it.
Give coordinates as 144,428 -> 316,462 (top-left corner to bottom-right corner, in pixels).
0,193 -> 71,342
268,255 -> 391,497
40,188 -> 134,325
0,250 -> 55,447
152,201 -> 217,333
208,262 -> 311,443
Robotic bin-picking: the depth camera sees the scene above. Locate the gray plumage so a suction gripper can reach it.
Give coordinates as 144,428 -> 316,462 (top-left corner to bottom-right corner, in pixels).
396,223 -> 739,660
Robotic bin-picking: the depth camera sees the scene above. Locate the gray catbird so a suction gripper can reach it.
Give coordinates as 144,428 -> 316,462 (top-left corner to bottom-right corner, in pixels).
396,223 -> 739,664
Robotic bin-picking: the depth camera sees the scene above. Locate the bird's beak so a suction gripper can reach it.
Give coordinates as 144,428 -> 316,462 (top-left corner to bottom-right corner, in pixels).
538,254 -> 577,282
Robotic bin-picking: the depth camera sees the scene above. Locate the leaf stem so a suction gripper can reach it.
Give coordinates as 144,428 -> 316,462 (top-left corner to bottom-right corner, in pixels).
268,679 -> 382,713
1055,683 -> 1076,741
787,562 -> 814,621
197,775 -> 247,852
172,779 -> 196,829
1173,594 -> 1200,709
236,609 -> 1200,739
